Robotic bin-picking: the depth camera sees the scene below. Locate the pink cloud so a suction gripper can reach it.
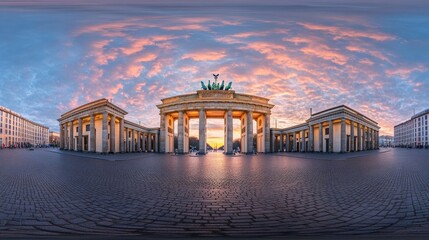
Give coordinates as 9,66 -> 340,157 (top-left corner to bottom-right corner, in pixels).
162,24 -> 209,31
301,44 -> 348,65
346,45 -> 390,62
386,65 -> 426,78
182,50 -> 226,61
126,64 -> 144,79
299,23 -> 395,41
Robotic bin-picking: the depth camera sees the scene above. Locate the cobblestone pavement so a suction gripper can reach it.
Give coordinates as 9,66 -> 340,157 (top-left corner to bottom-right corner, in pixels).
1,148 -> 429,238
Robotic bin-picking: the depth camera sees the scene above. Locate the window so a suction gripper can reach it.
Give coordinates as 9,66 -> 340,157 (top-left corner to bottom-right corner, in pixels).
76,127 -> 78,133
325,128 -> 329,135
86,124 -> 90,131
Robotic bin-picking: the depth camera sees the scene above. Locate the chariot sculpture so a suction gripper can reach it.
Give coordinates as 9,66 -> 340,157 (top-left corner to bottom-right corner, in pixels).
200,74 -> 232,91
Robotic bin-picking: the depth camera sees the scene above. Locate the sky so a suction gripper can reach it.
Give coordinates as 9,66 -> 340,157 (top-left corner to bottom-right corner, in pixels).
1,0 -> 428,146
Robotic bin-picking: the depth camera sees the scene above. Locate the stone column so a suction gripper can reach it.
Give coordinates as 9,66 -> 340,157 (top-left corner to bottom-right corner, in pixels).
138,132 -> 143,152
110,115 -> 115,153
148,133 -> 152,152
350,120 -> 354,152
90,114 -> 95,152
319,123 -> 323,152
131,129 -> 135,152
119,118 -> 124,153
357,123 -> 361,151
293,132 -> 296,152
64,123 -> 68,150
246,111 -> 254,154
279,133 -> 283,152
77,118 -> 82,151
329,120 -> 333,153
159,113 -> 166,153
178,111 -> 184,154
363,126 -> 367,150
309,125 -> 314,152
366,127 -> 370,150
135,131 -> 140,152
142,133 -> 146,152
225,109 -> 233,154
264,113 -> 271,153
69,121 -> 73,150
102,112 -> 108,154
368,128 -> 372,150
301,130 -> 305,152
155,132 -> 159,152
124,128 -> 128,152
59,124 -> 64,149
340,118 -> 346,153
199,109 -> 206,155
286,133 -> 290,152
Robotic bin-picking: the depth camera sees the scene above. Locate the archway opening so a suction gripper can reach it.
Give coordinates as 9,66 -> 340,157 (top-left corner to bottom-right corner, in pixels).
206,118 -> 224,152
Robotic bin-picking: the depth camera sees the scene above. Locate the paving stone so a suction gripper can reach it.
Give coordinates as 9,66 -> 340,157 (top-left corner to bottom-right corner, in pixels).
1,148 -> 429,237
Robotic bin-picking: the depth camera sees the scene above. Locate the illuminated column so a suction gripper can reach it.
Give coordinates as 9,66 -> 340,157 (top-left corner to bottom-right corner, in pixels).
199,109 -> 206,155
357,123 -> 361,151
279,133 -> 283,152
110,115 -> 115,153
300,130 -> 305,152
148,133 -> 152,152
363,126 -> 367,150
59,123 -> 64,149
340,118 -> 346,153
178,111 -> 184,154
77,118 -> 82,151
69,121 -> 73,150
90,114 -> 95,152
264,113 -> 271,153
225,109 -> 233,154
293,132 -> 297,152
136,131 -> 141,152
131,129 -> 135,152
155,131 -> 159,152
102,112 -> 108,154
329,120 -> 333,153
309,125 -> 314,152
350,120 -> 355,152
119,118 -> 124,153
142,132 -> 146,152
319,122 -> 323,152
286,133 -> 290,152
246,111 -> 253,154
159,113 -> 166,153
124,128 -> 128,152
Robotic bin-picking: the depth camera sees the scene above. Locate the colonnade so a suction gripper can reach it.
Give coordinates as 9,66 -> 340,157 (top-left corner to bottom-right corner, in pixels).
59,111 -> 158,153
159,109 -> 271,154
272,118 -> 379,153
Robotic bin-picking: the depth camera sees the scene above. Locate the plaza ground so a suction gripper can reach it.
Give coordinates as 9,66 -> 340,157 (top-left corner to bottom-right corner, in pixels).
0,148 -> 429,238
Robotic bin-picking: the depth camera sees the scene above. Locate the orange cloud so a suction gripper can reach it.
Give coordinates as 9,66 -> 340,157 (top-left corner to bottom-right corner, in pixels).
182,50 -> 226,61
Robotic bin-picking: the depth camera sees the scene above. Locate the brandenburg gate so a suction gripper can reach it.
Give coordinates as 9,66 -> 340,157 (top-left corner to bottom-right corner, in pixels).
157,77 -> 274,154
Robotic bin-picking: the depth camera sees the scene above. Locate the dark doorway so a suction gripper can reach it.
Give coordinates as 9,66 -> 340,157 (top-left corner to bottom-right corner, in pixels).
347,135 -> 350,152
83,136 -> 88,151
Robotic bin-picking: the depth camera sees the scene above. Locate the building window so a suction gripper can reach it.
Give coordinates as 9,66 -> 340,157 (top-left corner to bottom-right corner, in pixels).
86,124 -> 90,131
325,128 -> 329,135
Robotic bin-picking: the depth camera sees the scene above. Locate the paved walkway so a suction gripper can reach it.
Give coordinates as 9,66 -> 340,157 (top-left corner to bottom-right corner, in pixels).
1,148 -> 429,238
274,148 -> 392,160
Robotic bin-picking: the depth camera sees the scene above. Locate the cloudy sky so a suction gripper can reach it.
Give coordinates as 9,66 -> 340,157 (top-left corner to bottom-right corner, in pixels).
1,0 -> 428,146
